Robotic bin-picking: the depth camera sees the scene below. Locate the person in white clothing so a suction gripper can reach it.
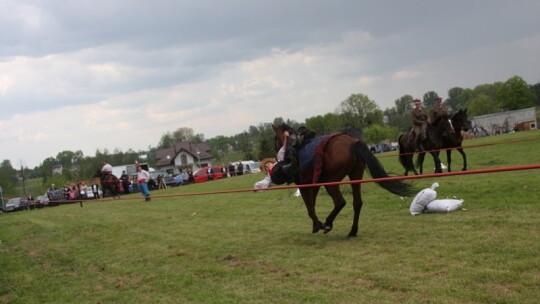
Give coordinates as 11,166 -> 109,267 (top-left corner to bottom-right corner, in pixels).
101,161 -> 113,176
136,165 -> 151,201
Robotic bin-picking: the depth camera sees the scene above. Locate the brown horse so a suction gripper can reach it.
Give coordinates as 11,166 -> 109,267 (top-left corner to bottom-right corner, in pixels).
273,124 -> 414,237
398,115 -> 452,175
93,169 -> 121,198
443,109 -> 469,172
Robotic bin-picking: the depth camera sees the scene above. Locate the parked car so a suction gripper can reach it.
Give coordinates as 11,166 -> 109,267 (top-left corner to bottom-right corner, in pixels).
150,171 -> 176,188
34,194 -> 50,208
4,197 -> 26,212
193,166 -> 226,183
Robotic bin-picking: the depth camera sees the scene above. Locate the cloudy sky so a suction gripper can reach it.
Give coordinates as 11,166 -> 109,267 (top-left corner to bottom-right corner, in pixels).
1,0 -> 539,168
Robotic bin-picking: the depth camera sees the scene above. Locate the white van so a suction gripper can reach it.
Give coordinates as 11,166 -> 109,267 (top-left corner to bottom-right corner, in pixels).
233,161 -> 261,174
243,161 -> 261,174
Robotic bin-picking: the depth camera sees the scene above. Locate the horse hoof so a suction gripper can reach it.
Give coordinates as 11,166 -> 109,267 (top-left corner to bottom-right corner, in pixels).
312,226 -> 321,233
323,225 -> 333,234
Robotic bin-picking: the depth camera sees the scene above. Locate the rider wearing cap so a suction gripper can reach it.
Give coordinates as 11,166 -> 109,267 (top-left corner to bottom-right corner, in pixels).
410,99 -> 429,147
431,97 -> 448,123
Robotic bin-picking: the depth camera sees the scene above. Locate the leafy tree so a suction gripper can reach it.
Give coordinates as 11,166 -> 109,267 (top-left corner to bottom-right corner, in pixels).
446,87 -> 464,110
384,107 -> 410,132
496,75 -> 535,110
468,93 -> 498,117
157,132 -> 174,149
257,137 -> 274,160
455,88 -> 474,110
362,125 -> 400,144
473,83 -> 499,102
0,160 -> 17,196
422,91 -> 439,108
531,83 -> 540,106
338,93 -> 383,130
394,95 -> 414,115
305,113 -> 343,135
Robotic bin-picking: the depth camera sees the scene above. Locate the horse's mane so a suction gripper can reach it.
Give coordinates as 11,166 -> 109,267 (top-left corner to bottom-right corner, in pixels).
279,123 -> 296,133
431,114 -> 448,126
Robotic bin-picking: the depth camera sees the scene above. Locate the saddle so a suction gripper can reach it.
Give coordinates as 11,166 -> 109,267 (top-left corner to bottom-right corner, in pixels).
298,133 -> 342,184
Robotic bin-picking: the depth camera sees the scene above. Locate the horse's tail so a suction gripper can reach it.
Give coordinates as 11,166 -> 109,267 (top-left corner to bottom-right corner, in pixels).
398,134 -> 411,171
353,140 -> 415,197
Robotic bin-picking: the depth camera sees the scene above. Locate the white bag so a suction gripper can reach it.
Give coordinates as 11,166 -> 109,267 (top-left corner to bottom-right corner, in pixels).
409,182 -> 439,215
426,199 -> 464,213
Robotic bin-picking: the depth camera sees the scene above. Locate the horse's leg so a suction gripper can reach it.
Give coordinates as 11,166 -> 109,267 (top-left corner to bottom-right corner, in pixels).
348,183 -> 363,237
417,152 -> 425,174
457,147 -> 467,171
322,185 -> 347,234
431,151 -> 442,173
300,187 -> 324,233
446,149 -> 452,172
411,154 -> 419,175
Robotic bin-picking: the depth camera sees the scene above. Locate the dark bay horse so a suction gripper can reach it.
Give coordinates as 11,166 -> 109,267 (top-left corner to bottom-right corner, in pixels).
273,124 -> 414,237
93,169 -> 121,198
398,115 -> 452,175
443,109 -> 469,172
397,133 -> 418,176
415,115 -> 453,174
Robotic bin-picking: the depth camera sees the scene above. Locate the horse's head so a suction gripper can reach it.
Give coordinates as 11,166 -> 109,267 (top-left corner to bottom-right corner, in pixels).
93,168 -> 102,178
451,109 -> 469,132
272,123 -> 295,152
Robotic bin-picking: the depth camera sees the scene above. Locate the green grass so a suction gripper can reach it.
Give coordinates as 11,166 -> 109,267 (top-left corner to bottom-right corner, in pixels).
1,130 -> 540,303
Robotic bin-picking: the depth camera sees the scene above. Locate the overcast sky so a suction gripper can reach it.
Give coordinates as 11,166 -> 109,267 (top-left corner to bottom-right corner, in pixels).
1,0 -> 539,168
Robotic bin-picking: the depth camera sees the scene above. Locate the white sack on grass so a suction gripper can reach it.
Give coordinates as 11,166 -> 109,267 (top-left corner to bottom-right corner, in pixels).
409,182 -> 439,215
426,199 -> 464,213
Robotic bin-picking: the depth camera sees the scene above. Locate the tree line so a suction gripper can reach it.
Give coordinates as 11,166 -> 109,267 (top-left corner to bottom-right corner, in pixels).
1,75 -> 538,196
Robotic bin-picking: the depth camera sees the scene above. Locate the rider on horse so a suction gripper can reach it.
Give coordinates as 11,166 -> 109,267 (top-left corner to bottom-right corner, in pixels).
431,97 -> 452,138
409,98 -> 429,149
102,161 -> 113,176
270,124 -> 316,185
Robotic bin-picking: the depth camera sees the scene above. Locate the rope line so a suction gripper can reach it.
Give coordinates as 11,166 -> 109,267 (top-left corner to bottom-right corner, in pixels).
377,136 -> 539,158
54,163 -> 539,203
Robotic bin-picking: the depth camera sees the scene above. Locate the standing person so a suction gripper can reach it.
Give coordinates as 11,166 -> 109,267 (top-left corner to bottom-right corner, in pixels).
92,183 -> 100,199
409,98 -> 429,147
228,163 -> 236,177
120,171 -> 130,194
207,166 -> 214,181
137,165 -> 151,202
27,193 -> 35,210
236,161 -> 244,176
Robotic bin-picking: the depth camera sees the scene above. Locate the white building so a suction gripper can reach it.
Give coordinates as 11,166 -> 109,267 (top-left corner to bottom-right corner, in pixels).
472,107 -> 537,136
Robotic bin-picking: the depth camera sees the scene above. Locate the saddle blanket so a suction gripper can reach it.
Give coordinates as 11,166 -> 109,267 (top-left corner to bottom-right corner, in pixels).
298,133 -> 342,184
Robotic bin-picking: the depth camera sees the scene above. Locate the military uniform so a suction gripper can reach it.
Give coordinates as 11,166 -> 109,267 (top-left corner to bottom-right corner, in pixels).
431,106 -> 448,123
411,106 -> 428,146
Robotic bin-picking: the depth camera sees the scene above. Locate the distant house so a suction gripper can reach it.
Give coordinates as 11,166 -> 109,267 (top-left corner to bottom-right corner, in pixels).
472,107 -> 537,136
154,142 -> 214,174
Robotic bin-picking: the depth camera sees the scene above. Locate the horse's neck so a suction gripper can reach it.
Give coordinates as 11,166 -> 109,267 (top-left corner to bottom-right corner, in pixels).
451,117 -> 462,133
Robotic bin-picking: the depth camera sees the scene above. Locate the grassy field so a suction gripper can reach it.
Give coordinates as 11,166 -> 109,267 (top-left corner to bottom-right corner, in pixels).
1,130 -> 539,304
